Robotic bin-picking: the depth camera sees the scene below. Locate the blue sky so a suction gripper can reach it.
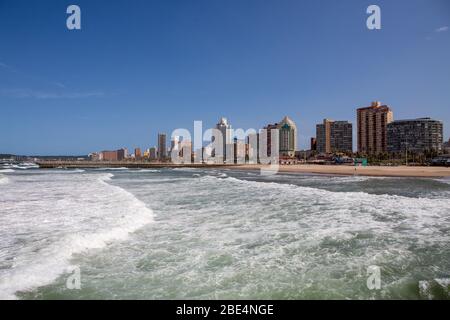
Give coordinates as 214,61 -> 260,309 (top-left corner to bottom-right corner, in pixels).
0,0 -> 449,155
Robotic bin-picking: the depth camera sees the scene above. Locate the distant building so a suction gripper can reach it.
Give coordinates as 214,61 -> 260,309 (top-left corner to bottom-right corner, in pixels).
101,150 -> 119,161
170,136 -> 180,155
89,152 -> 100,161
444,139 -> 450,154
117,148 -> 126,161
149,147 -> 157,160
233,138 -> 246,164
316,119 -> 352,154
387,118 -> 443,154
246,132 -> 259,163
357,101 -> 393,155
179,139 -> 192,160
310,138 -> 317,151
277,116 -> 297,158
134,148 -> 142,160
158,133 -> 167,160
263,123 -> 278,157
215,117 -> 232,162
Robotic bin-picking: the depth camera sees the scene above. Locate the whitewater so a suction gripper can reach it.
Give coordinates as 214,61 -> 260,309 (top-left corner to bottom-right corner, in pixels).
0,167 -> 449,299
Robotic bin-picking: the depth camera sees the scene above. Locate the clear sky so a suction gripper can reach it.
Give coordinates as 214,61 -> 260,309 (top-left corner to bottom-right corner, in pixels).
0,0 -> 449,155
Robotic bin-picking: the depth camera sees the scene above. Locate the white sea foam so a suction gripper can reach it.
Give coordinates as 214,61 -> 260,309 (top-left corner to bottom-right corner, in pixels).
172,167 -> 197,171
436,178 -> 450,185
12,163 -> 38,170
61,169 -> 85,173
0,169 -> 15,173
0,172 -> 154,299
419,278 -> 450,299
0,175 -> 9,185
93,167 -> 129,171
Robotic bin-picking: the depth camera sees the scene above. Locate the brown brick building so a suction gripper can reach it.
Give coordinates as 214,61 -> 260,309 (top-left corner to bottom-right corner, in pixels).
357,101 -> 393,155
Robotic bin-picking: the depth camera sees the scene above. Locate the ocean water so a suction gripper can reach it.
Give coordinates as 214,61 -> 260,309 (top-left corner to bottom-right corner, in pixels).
0,165 -> 449,300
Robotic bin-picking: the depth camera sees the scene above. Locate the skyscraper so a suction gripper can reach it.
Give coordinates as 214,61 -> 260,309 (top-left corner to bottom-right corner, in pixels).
316,119 -> 352,154
357,101 -> 393,155
215,117 -> 232,162
277,116 -> 297,158
158,133 -> 167,161
387,118 -> 443,154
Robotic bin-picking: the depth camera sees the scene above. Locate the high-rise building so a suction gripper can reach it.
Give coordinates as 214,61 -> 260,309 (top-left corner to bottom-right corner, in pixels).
263,123 -> 278,157
316,119 -> 352,154
357,101 -> 393,155
215,117 -> 232,162
277,116 -> 297,158
158,133 -> 167,161
134,148 -> 142,160
387,118 -> 443,154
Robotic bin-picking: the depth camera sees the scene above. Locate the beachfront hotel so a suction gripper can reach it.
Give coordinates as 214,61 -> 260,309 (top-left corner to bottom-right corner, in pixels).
357,101 -> 394,155
387,118 -> 444,154
277,116 -> 297,158
316,119 -> 353,154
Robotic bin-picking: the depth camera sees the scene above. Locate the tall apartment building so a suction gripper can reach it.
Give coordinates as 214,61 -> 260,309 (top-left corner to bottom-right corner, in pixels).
158,133 -> 167,160
263,123 -> 278,157
357,101 -> 393,154
316,119 -> 352,154
387,118 -> 443,154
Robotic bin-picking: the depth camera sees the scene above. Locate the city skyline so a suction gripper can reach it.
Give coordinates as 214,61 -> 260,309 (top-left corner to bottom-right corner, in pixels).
1,0 -> 450,155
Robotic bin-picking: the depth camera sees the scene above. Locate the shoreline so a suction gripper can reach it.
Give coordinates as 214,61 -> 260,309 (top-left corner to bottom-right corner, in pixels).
222,164 -> 450,178
35,161 -> 450,178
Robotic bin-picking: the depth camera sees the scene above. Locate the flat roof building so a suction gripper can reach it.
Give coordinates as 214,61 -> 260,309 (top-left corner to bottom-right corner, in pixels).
316,119 -> 353,154
387,118 -> 443,154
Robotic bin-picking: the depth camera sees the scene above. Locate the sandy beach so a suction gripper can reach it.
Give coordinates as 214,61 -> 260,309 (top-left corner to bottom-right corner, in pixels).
224,164 -> 450,178
35,161 -> 450,177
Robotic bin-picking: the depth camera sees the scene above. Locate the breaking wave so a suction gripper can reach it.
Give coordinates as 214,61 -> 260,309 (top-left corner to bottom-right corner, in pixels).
0,172 -> 155,299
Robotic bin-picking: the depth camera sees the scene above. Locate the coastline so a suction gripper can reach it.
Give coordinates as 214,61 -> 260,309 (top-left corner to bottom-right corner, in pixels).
223,164 -> 450,178
35,161 -> 450,178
